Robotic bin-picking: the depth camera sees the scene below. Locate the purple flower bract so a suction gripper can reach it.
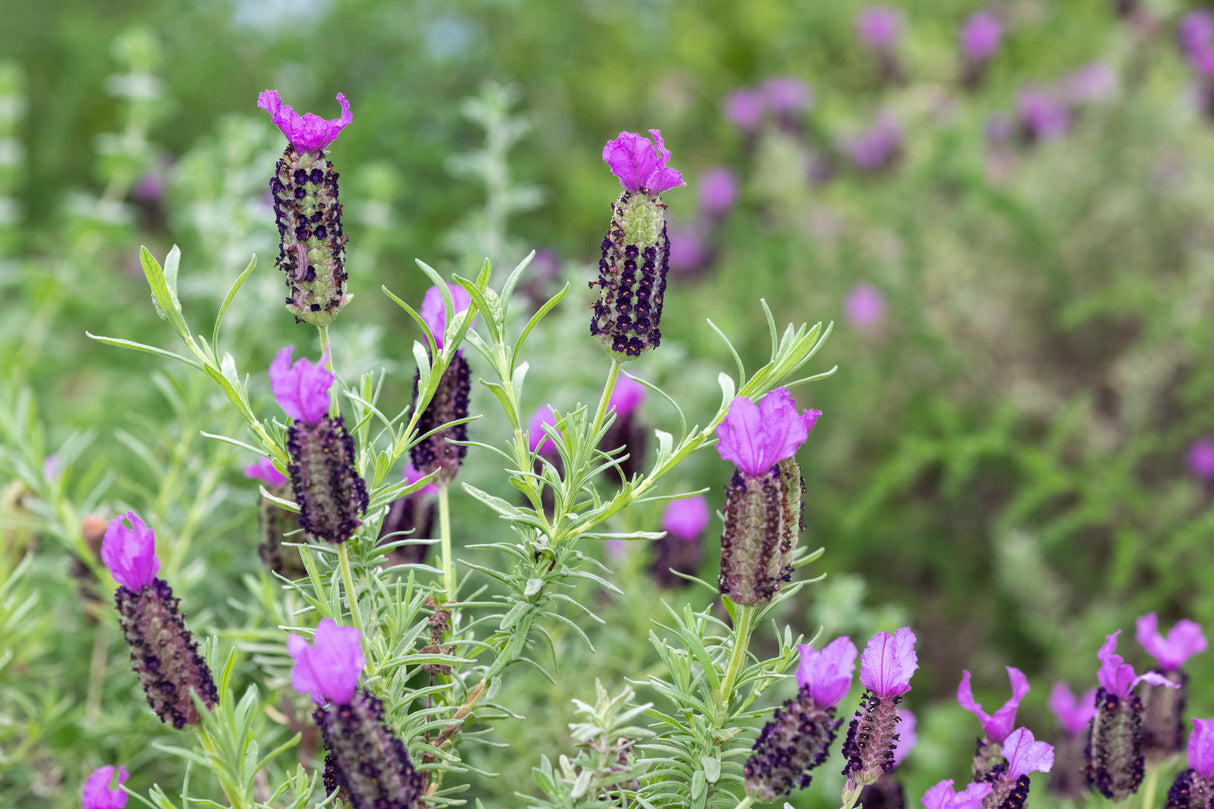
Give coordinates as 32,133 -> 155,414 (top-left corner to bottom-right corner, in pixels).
796,636 -> 857,708
270,346 -> 333,426
1002,726 -> 1054,778
1137,613 -> 1207,672
1190,718 -> 1214,778
101,511 -> 160,591
288,617 -> 366,705
245,457 -> 289,488
921,779 -> 992,809
957,666 -> 1030,743
1097,630 -> 1178,700
420,283 -> 474,351
859,626 -> 918,698
602,130 -> 685,196
1048,681 -> 1097,736
663,495 -> 711,541
257,90 -> 352,154
83,765 -> 129,809
716,388 -> 821,477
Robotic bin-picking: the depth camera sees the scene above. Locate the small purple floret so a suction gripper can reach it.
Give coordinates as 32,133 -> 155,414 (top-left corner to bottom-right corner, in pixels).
921,779 -> 992,809
1097,630 -> 1179,700
1002,726 -> 1054,778
1048,681 -> 1097,736
83,764 -> 129,809
257,90 -> 352,154
1190,718 -> 1214,778
716,388 -> 821,477
270,346 -> 333,426
420,283 -> 474,350
602,130 -> 685,195
101,511 -> 160,591
957,666 -> 1030,743
859,626 -> 918,698
796,636 -> 857,708
245,457 -> 289,488
288,617 -> 365,706
960,11 -> 1002,62
1137,613 -> 1207,671
663,495 -> 711,541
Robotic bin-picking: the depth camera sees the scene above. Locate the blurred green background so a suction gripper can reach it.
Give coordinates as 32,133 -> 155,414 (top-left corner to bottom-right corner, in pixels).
4,0 -> 1214,805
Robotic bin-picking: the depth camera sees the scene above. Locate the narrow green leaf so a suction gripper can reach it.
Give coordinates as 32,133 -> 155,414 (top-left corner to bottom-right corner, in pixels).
212,255 -> 256,350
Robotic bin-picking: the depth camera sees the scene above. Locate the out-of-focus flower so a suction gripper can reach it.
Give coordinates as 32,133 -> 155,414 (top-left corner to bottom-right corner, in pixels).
846,284 -> 886,330
1138,613 -> 1207,760
960,11 -> 1002,62
83,765 -> 129,809
846,114 -> 903,172
763,76 -> 814,114
1187,438 -> 1214,480
420,282 -> 474,350
288,617 -> 365,706
1138,614 -> 1207,672
699,167 -> 738,218
726,88 -> 766,133
1179,11 -> 1214,59
1050,682 -> 1097,736
528,406 -> 559,456
245,457 -> 289,488
1062,62 -> 1117,104
663,496 -> 711,541
857,6 -> 904,50
1016,87 -> 1070,142
1049,682 -> 1097,800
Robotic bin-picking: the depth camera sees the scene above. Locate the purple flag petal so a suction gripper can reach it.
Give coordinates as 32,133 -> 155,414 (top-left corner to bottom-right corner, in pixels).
958,666 -> 1030,742
257,90 -> 352,154
420,283 -> 474,350
1136,613 -> 1207,672
101,511 -> 160,591
269,345 -> 333,426
715,389 -> 820,476
602,130 -> 685,195
1190,718 -> 1214,778
1002,727 -> 1054,778
1097,631 -> 1181,699
1048,681 -> 1097,737
921,779 -> 992,809
244,457 -> 289,488
288,617 -> 365,705
83,765 -> 129,809
662,496 -> 711,541
796,636 -> 857,708
860,626 -> 918,698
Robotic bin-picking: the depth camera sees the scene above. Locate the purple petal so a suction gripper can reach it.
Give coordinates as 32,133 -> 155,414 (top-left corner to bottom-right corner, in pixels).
1136,613 -> 1207,671
83,765 -> 129,809
602,130 -> 685,195
403,463 -> 439,498
1001,727 -> 1054,778
860,626 -> 918,698
528,405 -> 559,455
921,779 -> 992,809
982,667 -> 1030,742
269,345 -> 333,425
608,375 -> 647,419
715,390 -> 820,476
419,283 -> 474,350
1190,438 -> 1214,480
244,457 -> 289,488
1048,682 -> 1096,737
1190,718 -> 1214,778
287,617 -> 364,705
662,496 -> 711,542
893,709 -> 917,767
797,636 -> 857,708
258,90 -> 352,154
100,512 -> 160,591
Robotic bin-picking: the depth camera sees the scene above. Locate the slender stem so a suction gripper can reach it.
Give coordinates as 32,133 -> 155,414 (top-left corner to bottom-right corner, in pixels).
438,483 -> 455,605
1141,762 -> 1159,809
317,325 -> 337,420
718,603 -> 756,710
589,359 -> 622,442
338,542 -> 363,636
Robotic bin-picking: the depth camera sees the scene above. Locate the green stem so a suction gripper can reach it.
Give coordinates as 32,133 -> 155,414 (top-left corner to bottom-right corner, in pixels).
1141,762 -> 1159,809
718,603 -> 756,710
317,324 -> 337,419
439,483 -> 455,605
338,541 -> 363,636
588,359 -> 622,442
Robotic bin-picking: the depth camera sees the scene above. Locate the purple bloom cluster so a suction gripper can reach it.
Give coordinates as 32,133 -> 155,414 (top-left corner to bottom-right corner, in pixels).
411,284 -> 474,486
841,627 -> 918,799
725,77 -> 814,135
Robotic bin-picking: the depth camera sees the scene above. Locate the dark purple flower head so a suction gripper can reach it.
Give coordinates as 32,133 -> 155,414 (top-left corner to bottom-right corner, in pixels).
857,6 -> 904,50
257,90 -> 352,154
1188,438 -> 1214,480
762,77 -> 814,113
921,779 -> 992,809
528,405 -> 559,455
716,389 -> 820,477
1017,86 -> 1070,140
609,375 -> 646,419
1097,630 -> 1179,699
846,284 -> 886,330
960,11 -> 1002,62
288,617 -> 365,706
699,167 -> 739,217
420,282 -> 474,350
957,666 -> 1030,742
101,512 -> 160,591
725,88 -> 766,132
270,346 -> 333,426
245,457 -> 289,488
83,765 -> 129,809
796,636 -> 857,708
1189,718 -> 1214,778
1180,11 -> 1214,57
893,709 -> 917,767
1136,613 -> 1207,671
1049,681 -> 1097,736
602,130 -> 685,195
1002,726 -> 1054,779
859,627 -> 918,698
663,495 -> 710,541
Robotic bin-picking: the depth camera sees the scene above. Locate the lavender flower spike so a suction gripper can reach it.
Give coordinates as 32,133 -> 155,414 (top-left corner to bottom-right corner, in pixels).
288,617 -> 366,705
602,130 -> 685,196
1138,613 -> 1208,672
410,289 -> 473,486
842,628 -> 918,801
1168,719 -> 1214,809
716,389 -> 821,476
83,765 -> 129,809
258,90 -> 352,155
1138,613 -> 1205,760
959,667 -> 1031,743
922,780 -> 992,809
270,346 -> 333,425
982,727 -> 1053,809
101,512 -> 160,591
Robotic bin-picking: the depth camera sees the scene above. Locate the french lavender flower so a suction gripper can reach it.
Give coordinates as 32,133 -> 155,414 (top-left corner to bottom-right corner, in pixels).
958,667 -> 1031,778
272,346 -> 368,543
846,284 -> 886,331
763,76 -> 813,133
859,710 -> 917,809
842,627 -> 918,806
1137,613 -> 1207,759
725,88 -> 766,134
846,113 -> 903,173
102,513 -> 218,729
960,11 -> 1002,89
648,495 -> 709,588
600,374 -> 648,485
1188,438 -> 1214,481
715,388 -> 820,604
857,6 -> 904,50
699,167 -> 738,220
377,464 -> 438,567
246,457 -> 307,579
1167,719 -> 1214,809
289,618 -> 423,808
1179,11 -> 1214,61
259,90 -> 352,326
83,765 -> 129,809
1016,87 -> 1070,143
745,637 -> 857,801
922,780 -> 992,809
410,283 -> 473,487
1047,682 -> 1097,799
980,727 -> 1053,809
591,130 -> 684,361
1087,630 -> 1179,800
